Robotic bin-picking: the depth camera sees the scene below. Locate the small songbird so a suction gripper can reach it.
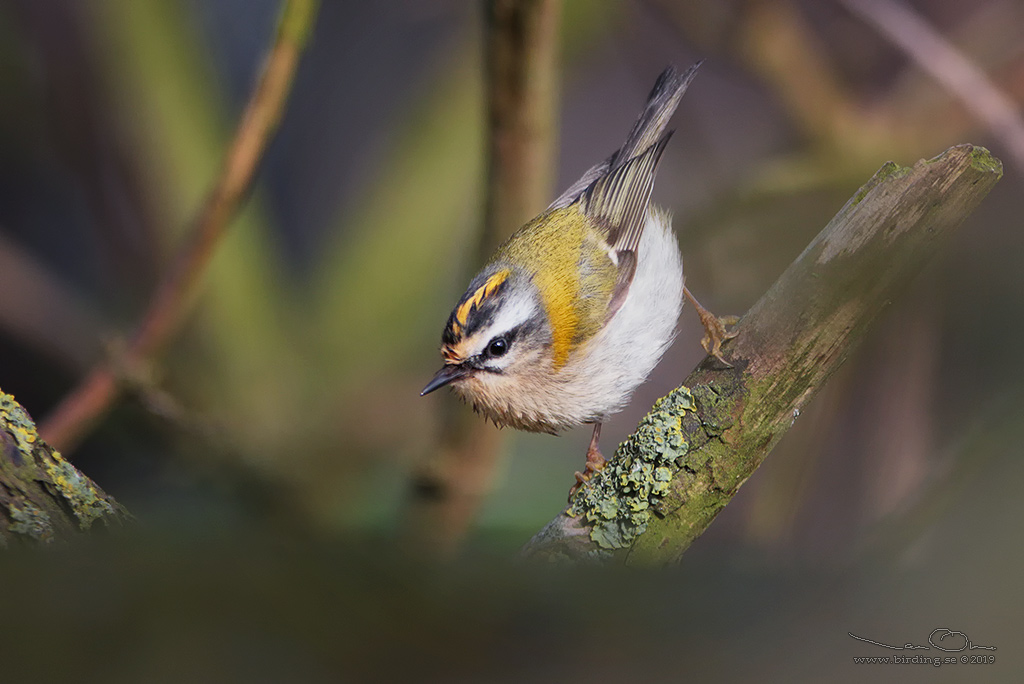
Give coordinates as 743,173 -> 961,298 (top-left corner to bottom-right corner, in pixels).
421,63 -> 734,494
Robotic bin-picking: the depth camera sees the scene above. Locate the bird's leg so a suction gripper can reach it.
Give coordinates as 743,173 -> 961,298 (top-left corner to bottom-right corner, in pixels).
684,285 -> 739,367
568,423 -> 606,500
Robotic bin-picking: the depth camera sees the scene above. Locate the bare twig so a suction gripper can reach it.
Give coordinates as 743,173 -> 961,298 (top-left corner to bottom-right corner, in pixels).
40,0 -> 319,452
841,0 -> 1024,175
404,0 -> 561,556
523,145 -> 1002,565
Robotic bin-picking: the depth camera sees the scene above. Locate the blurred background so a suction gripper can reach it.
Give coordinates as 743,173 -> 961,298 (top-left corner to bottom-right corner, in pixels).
0,0 -> 1021,681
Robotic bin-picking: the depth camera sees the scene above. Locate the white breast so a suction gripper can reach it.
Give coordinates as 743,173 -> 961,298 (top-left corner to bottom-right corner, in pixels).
451,208 -> 684,433
559,206 -> 684,423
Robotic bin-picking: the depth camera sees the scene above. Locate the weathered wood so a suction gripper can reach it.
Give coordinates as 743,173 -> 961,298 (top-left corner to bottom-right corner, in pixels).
1,389 -> 129,546
523,144 -> 1003,565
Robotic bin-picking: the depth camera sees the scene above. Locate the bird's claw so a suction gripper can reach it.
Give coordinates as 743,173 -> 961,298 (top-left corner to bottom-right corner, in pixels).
699,313 -> 739,367
685,286 -> 739,367
568,442 -> 607,501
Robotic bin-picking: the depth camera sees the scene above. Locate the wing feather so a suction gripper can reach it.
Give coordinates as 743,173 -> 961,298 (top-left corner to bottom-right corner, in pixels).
550,62 -> 702,324
580,133 -> 671,255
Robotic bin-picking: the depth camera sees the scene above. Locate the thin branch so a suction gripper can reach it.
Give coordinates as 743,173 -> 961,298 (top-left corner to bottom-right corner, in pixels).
403,0 -> 561,556
841,0 -> 1024,175
523,144 -> 1002,565
40,0 -> 319,452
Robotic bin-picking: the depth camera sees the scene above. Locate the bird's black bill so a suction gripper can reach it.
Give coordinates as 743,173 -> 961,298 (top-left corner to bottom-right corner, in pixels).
420,364 -> 471,396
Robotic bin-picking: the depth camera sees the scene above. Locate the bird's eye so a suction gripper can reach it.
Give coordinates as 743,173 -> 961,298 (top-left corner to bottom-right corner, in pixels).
486,337 -> 508,358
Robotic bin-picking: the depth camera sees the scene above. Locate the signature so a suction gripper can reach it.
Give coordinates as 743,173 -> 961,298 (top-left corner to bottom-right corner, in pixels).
849,629 -> 996,652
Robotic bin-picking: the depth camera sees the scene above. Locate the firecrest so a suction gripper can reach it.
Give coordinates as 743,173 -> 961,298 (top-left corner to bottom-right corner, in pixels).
421,63 -> 735,492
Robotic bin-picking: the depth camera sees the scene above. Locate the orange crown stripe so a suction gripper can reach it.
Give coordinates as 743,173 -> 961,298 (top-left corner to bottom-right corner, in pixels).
454,269 -> 510,327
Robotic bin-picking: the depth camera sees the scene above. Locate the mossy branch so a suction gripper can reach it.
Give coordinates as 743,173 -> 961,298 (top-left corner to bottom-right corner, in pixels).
523,144 -> 1003,565
1,389 -> 129,546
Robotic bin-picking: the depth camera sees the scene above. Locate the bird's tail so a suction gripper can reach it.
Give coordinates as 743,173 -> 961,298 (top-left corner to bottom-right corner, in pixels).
610,61 -> 703,172
548,61 -> 702,211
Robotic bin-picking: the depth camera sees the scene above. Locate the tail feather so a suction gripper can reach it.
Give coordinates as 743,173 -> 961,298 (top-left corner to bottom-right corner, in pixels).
610,62 -> 702,172
547,61 -> 702,212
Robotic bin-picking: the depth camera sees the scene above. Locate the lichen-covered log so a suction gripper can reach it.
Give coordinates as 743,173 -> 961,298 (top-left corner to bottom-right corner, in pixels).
523,144 -> 1003,565
0,389 -> 130,546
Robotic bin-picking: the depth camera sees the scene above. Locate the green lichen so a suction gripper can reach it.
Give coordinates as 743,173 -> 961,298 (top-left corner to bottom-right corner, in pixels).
7,501 -> 54,543
968,146 -> 1003,177
849,161 -> 909,207
3,388 -> 117,531
42,452 -> 117,530
568,386 -> 696,550
1,387 -> 126,537
0,391 -> 40,456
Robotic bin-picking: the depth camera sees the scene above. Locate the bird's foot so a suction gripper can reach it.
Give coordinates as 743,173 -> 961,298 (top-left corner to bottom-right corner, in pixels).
568,440 -> 607,501
684,286 -> 739,367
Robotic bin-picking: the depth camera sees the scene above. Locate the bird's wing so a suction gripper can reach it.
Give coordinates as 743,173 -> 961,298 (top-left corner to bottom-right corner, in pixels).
578,135 -> 671,322
561,63 -> 702,323
547,156 -> 611,211
580,132 -> 672,257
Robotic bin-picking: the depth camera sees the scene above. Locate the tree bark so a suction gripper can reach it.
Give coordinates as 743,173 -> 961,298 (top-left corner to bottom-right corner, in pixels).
1,390 -> 129,546
523,144 -> 1003,565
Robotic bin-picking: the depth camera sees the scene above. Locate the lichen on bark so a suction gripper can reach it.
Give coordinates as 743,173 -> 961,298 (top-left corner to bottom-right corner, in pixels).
525,144 -> 1004,565
568,386 -> 697,550
1,389 -> 130,546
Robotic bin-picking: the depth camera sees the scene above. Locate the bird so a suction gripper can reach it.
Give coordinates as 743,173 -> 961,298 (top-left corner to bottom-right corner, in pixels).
421,62 -> 736,496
